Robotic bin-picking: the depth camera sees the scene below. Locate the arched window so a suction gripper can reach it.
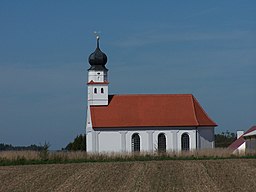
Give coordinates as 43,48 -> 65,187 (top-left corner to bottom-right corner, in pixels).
131,133 -> 140,152
94,88 -> 97,94
181,133 -> 190,151
158,133 -> 166,152
101,88 -> 104,93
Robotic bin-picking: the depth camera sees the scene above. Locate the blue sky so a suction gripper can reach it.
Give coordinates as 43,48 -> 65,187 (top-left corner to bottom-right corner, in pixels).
0,0 -> 255,149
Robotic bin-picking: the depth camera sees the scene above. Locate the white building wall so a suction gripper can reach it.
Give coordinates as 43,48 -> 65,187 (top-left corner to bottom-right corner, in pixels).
87,68 -> 108,106
177,130 -> 197,151
88,84 -> 108,106
86,106 -> 93,152
86,127 -> 205,153
99,132 -> 121,152
88,70 -> 108,82
126,131 -> 149,152
246,137 -> 256,150
152,130 -> 182,151
198,127 -> 215,149
86,132 -> 93,152
236,142 -> 246,153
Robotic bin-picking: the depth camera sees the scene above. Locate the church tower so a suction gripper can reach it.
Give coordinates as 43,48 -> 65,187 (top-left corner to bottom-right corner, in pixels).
87,35 -> 109,106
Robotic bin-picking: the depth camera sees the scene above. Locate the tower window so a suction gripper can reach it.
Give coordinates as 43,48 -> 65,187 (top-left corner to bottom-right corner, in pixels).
101,88 -> 104,93
94,88 -> 97,94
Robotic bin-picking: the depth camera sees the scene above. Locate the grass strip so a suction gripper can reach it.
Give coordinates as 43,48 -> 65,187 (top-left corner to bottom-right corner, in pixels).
1,154 -> 256,166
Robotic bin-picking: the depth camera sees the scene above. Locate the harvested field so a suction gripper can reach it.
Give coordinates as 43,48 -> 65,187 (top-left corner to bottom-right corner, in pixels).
0,159 -> 256,192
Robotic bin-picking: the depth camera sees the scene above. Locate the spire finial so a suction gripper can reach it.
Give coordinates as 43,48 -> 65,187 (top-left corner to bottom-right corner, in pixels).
88,31 -> 108,68
94,31 -> 101,48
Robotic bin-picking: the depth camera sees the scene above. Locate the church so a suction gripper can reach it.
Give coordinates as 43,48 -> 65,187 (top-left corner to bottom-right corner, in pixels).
86,36 -> 217,153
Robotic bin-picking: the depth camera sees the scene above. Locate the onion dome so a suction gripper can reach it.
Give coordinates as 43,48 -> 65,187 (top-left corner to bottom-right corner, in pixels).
88,35 -> 108,71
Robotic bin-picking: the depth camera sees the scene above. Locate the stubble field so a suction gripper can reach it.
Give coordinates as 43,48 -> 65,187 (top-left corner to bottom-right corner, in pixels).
1,159 -> 256,192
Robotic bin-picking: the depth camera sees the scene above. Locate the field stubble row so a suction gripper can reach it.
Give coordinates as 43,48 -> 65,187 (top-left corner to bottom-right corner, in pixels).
1,159 -> 256,191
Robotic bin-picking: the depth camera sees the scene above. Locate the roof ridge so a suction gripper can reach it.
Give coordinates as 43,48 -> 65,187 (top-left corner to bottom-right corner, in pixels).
110,94 -> 193,97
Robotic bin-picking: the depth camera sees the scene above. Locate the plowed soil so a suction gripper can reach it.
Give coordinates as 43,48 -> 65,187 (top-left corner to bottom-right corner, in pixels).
1,159 -> 256,192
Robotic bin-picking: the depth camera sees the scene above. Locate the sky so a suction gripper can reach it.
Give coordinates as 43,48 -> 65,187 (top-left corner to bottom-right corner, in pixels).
0,0 -> 255,150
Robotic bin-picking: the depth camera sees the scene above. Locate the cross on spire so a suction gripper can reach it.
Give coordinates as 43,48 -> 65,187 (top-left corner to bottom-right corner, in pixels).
94,31 -> 101,48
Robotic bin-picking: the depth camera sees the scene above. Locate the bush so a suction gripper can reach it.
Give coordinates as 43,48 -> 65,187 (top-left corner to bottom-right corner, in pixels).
38,142 -> 50,161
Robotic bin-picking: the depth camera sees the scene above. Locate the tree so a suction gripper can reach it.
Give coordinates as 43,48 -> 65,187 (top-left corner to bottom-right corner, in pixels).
38,142 -> 50,161
64,134 -> 86,151
215,131 -> 236,148
0,143 -> 44,151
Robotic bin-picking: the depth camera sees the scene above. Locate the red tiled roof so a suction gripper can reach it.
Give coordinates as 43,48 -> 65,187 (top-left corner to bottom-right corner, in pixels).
90,94 -> 217,128
87,80 -> 109,85
228,126 -> 256,150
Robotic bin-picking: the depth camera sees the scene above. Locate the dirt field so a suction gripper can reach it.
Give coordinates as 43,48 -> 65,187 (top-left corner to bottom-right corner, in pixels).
0,159 -> 256,192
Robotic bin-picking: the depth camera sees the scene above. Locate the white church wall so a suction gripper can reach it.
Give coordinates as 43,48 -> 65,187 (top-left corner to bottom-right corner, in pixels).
152,130 -> 173,151
86,132 -> 93,152
177,130 -> 197,151
86,127 -> 203,153
85,106 -> 92,132
85,106 -> 93,152
125,131 -> 149,152
98,131 -> 121,152
166,131 -> 174,150
198,127 -> 215,149
88,84 -> 108,106
88,70 -> 107,82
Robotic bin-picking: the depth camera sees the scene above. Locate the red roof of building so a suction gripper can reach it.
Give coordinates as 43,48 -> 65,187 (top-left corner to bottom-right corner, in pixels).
90,94 -> 217,128
228,126 -> 256,151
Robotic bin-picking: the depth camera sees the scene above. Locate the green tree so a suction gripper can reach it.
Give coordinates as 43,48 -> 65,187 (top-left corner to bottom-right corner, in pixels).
215,131 -> 236,148
65,134 -> 86,151
38,142 -> 50,161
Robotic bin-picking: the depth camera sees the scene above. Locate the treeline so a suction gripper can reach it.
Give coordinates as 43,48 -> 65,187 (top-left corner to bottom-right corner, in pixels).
215,131 -> 236,148
0,143 -> 44,151
64,134 -> 86,151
